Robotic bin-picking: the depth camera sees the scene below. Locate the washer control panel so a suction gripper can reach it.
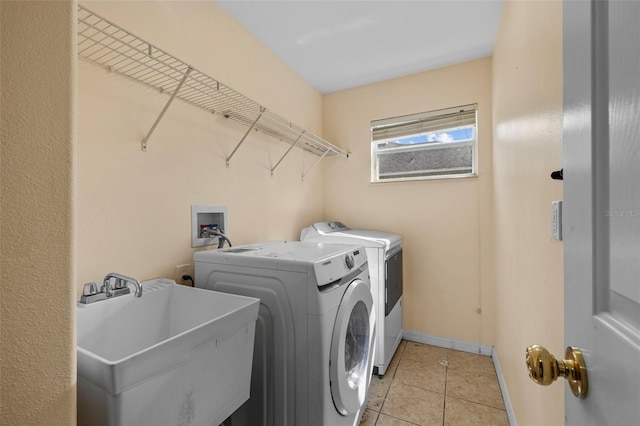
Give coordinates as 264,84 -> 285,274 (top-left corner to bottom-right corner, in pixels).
314,248 -> 366,287
344,253 -> 355,270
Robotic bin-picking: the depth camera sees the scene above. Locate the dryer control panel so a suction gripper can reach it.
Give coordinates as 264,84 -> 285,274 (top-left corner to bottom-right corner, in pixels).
314,221 -> 350,234
313,248 -> 366,287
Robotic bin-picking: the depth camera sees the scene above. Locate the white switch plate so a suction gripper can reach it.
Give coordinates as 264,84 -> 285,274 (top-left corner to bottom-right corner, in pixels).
551,201 -> 562,240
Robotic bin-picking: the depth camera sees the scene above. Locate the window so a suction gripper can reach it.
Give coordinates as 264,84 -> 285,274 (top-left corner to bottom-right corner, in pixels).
371,104 -> 478,182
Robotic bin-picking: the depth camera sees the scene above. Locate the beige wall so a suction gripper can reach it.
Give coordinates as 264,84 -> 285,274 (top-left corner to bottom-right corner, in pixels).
76,1 -> 328,287
0,1 -> 76,424
492,0 -> 564,424
323,58 -> 495,345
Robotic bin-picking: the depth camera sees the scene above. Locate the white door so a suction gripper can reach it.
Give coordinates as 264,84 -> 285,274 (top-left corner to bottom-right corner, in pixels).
563,0 -> 640,424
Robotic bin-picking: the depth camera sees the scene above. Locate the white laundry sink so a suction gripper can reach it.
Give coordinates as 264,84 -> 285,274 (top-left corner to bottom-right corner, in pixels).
77,278 -> 259,426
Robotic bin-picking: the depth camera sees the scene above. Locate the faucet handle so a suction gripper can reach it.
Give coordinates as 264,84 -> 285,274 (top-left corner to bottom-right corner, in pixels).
82,282 -> 99,296
113,278 -> 127,289
79,282 -> 108,304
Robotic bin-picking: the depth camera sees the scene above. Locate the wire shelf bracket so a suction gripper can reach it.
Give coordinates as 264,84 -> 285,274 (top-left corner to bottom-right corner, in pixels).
226,108 -> 264,166
271,130 -> 304,176
142,66 -> 192,151
76,5 -> 349,175
302,149 -> 330,181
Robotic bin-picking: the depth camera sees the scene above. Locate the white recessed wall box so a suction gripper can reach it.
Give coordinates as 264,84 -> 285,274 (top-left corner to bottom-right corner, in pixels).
191,205 -> 228,248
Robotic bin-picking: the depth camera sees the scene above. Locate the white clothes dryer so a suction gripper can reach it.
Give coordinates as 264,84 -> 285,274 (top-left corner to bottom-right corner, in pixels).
301,222 -> 403,376
193,241 -> 376,426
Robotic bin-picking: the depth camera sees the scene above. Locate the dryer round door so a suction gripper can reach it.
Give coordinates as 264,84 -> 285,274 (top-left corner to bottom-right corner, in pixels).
329,279 -> 376,416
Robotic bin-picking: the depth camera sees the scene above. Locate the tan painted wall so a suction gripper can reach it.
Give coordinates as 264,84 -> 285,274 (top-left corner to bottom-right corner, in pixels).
76,1 -> 328,288
323,58 -> 495,345
492,0 -> 564,424
0,1 -> 76,424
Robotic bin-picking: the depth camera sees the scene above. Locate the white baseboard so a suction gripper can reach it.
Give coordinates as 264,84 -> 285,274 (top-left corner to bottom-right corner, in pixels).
402,329 -> 515,425
403,329 -> 493,356
491,349 -> 517,426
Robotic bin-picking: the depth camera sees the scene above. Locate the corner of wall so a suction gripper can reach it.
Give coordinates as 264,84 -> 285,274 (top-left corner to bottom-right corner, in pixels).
0,1 -> 77,424
491,0 -> 564,424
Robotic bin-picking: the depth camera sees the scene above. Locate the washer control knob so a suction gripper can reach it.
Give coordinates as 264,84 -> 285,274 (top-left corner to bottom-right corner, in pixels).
345,254 -> 355,270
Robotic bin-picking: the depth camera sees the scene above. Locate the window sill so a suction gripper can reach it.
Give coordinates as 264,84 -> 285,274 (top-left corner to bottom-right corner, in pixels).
370,173 -> 478,184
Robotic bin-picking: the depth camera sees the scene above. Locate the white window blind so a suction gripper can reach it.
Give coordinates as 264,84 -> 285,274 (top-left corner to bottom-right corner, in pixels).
372,104 -> 477,142
371,104 -> 478,182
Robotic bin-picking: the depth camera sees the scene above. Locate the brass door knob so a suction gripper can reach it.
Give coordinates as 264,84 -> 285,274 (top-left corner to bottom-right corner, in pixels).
525,345 -> 588,399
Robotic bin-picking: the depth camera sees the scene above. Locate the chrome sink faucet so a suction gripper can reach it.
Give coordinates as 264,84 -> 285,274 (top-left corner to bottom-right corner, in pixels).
103,272 -> 143,298
80,272 -> 143,304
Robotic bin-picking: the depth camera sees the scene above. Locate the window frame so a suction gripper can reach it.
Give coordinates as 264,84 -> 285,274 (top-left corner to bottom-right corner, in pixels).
370,104 -> 478,183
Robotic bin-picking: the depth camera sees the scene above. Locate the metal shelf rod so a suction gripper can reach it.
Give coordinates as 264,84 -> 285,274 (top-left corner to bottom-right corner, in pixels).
271,131 -> 305,176
226,109 -> 264,166
141,66 -> 192,151
302,149 -> 331,181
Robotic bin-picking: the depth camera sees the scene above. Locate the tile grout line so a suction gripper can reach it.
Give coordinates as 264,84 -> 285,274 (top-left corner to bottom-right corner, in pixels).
442,349 -> 450,426
445,394 -> 509,413
371,341 -> 406,425
378,412 -> 421,426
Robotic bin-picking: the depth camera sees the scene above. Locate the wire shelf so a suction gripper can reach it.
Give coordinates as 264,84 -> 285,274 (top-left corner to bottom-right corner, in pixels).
77,5 -> 349,168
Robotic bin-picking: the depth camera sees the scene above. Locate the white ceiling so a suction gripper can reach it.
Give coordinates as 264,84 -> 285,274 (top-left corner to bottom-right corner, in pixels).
217,0 -> 504,94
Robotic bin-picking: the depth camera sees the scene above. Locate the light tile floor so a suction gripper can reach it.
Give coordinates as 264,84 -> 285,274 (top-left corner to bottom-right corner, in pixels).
360,340 -> 510,426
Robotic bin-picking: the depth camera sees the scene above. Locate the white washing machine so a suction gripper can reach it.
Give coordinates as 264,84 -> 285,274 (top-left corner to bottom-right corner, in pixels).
194,241 -> 376,426
301,222 -> 403,376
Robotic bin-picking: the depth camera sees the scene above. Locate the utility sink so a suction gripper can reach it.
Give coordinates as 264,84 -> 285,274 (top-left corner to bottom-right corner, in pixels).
77,278 -> 259,426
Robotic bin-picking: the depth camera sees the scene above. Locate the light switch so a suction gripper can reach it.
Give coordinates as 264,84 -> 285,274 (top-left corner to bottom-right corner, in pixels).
551,201 -> 562,240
